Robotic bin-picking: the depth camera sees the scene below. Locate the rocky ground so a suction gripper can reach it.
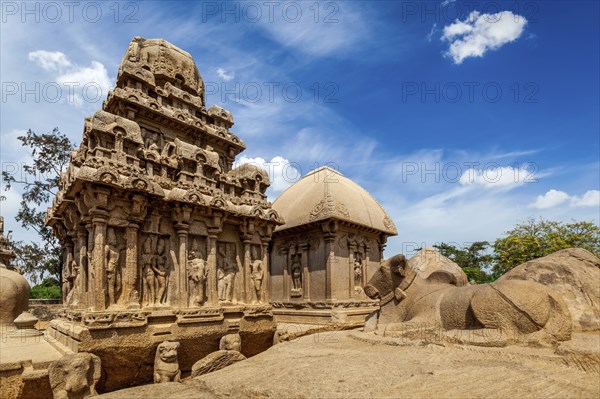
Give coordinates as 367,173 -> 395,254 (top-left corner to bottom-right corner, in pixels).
99,329 -> 600,399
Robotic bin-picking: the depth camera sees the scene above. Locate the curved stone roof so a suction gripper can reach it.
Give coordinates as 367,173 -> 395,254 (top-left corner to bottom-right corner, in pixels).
273,167 -> 397,235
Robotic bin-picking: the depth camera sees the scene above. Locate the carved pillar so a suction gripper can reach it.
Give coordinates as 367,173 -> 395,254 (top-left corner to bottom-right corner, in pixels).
261,240 -> 269,303
300,242 -> 310,301
85,221 -> 94,306
348,243 -> 356,299
125,222 -> 140,308
77,228 -> 88,306
282,248 -> 289,301
242,239 -> 251,303
207,232 -> 219,306
322,220 -> 338,301
176,224 -> 189,308
63,240 -> 74,304
363,243 -> 370,287
91,215 -> 108,311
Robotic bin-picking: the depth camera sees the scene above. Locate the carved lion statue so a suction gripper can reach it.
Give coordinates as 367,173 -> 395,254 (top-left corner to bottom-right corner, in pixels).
154,341 -> 181,383
48,352 -> 101,399
364,254 -> 572,346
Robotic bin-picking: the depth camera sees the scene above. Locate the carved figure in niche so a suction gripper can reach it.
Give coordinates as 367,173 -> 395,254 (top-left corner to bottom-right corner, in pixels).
142,236 -> 155,305
104,228 -> 120,306
154,341 -> 181,383
66,261 -> 81,306
217,245 -> 236,302
187,251 -> 208,306
354,257 -> 363,287
142,128 -> 161,149
153,238 -> 168,304
250,259 -> 264,304
291,255 -> 302,290
48,352 -> 101,399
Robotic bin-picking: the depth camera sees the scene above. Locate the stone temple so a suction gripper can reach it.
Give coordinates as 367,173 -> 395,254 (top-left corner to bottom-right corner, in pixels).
269,167 -> 397,325
46,37 -> 283,390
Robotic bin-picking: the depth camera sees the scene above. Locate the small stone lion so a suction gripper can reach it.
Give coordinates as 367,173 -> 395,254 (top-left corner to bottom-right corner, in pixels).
154,341 -> 181,383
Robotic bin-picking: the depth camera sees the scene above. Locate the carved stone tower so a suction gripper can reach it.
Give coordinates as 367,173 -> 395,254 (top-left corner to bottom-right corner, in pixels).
46,37 -> 283,391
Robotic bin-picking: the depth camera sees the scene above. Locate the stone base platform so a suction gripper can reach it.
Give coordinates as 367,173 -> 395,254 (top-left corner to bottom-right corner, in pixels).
271,300 -> 378,327
0,331 -> 70,399
47,305 -> 275,392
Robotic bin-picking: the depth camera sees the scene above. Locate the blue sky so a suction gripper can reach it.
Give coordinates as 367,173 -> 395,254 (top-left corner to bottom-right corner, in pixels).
1,0 -> 598,257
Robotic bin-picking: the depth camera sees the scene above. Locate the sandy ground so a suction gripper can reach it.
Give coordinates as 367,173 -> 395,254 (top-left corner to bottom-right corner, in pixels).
99,329 -> 600,399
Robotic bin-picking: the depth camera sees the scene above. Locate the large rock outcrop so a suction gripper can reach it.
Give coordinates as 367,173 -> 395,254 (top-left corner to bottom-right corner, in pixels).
499,248 -> 600,331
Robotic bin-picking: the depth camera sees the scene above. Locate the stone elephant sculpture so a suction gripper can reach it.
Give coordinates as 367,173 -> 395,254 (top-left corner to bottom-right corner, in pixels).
363,254 -> 572,346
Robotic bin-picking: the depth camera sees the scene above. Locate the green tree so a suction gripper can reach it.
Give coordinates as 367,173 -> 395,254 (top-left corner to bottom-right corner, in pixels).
433,241 -> 493,283
493,218 -> 600,275
1,128 -> 74,283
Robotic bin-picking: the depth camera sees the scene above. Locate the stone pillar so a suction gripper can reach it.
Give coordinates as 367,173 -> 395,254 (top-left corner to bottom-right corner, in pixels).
125,222 -> 140,308
63,240 -> 74,304
300,243 -> 310,301
91,215 -> 108,311
261,241 -> 269,303
282,248 -> 289,301
242,240 -> 251,303
77,228 -> 88,305
85,221 -> 94,306
324,234 -> 335,300
176,224 -> 189,308
206,232 -> 219,306
348,244 -> 355,299
363,243 -> 370,287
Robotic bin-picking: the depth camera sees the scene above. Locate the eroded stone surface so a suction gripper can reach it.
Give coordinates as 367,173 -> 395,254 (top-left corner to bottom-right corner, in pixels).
48,352 -> 101,399
499,248 -> 600,331
364,254 -> 573,346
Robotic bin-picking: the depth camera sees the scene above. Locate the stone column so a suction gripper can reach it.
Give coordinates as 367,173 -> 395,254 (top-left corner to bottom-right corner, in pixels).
63,239 -> 74,304
363,243 -> 370,287
242,240 -> 251,303
176,224 -> 189,308
77,228 -> 88,306
261,241 -> 269,303
300,243 -> 310,301
348,244 -> 355,299
125,222 -> 140,308
324,234 -> 335,300
206,232 -> 219,306
282,248 -> 289,301
85,221 -> 94,306
91,215 -> 108,311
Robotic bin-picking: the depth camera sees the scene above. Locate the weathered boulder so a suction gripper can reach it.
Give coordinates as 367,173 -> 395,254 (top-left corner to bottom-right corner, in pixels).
191,333 -> 246,377
407,248 -> 468,286
499,248 -> 600,331
191,350 -> 247,378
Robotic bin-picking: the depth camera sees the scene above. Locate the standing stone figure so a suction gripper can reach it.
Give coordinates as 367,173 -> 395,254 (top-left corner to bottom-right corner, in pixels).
188,252 -> 208,306
153,238 -> 168,304
62,263 -> 71,304
104,229 -> 119,306
291,257 -> 302,290
217,246 -> 236,302
142,236 -> 155,305
354,258 -> 363,287
250,259 -> 264,304
154,341 -> 181,383
67,261 -> 80,306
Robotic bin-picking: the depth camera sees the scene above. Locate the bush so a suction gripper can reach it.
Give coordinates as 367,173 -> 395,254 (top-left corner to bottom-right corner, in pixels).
30,284 -> 61,299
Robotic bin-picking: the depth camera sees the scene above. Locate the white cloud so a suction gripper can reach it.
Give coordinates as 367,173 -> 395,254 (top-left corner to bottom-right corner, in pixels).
530,189 -> 600,209
236,155 -> 301,197
216,67 -> 234,82
459,165 -> 536,190
441,0 -> 456,7
571,190 -> 600,208
28,50 -> 72,71
530,189 -> 571,209
28,51 -> 112,107
441,11 -> 527,64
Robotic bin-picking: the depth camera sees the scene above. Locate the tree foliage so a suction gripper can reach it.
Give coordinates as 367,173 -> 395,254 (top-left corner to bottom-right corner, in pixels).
493,218 -> 600,275
433,241 -> 493,283
1,128 -> 74,282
